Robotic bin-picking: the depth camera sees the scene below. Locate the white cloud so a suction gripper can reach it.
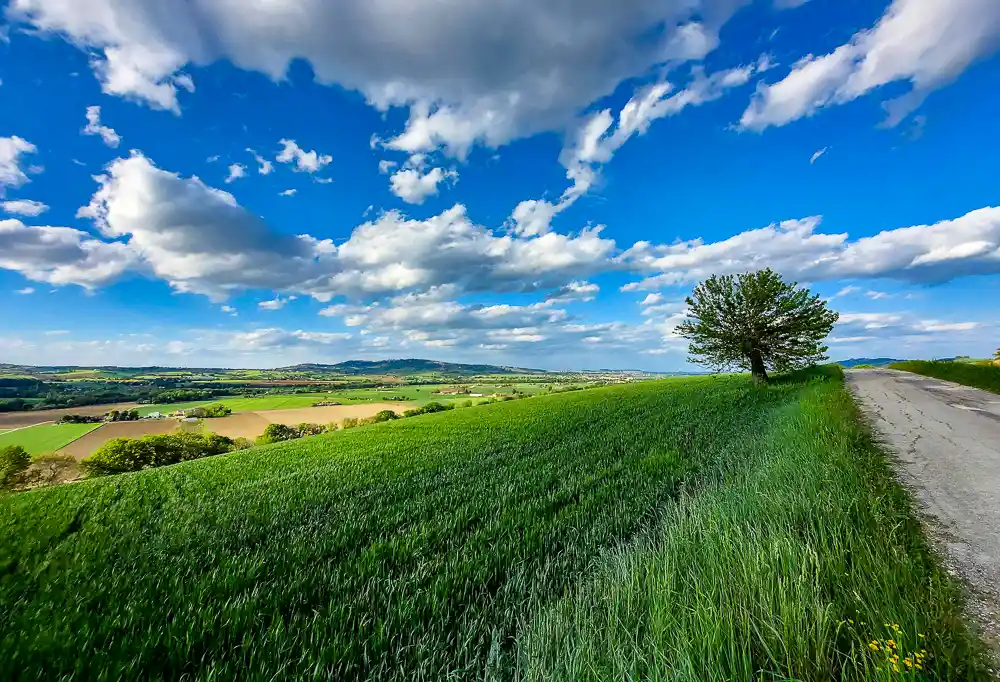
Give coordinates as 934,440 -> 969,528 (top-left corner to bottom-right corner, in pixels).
15,286 -> 35,294
276,139 -> 332,173
810,147 -> 827,164
389,166 -> 457,204
741,0 -> 1000,130
53,152 -> 618,302
0,136 -> 38,196
278,189 -> 296,197
624,207 -> 1000,289
221,304 -> 237,315
510,59 -> 765,236
77,152 -> 326,300
82,106 -> 121,147
224,163 -> 246,183
206,155 -> 219,163
548,280 -> 600,302
247,149 -> 273,175
258,295 -> 296,311
835,311 -> 981,340
378,160 -> 397,174
228,328 -> 352,351
315,177 -> 333,184
8,0 -> 789,156
2,199 -> 49,216
0,218 -> 135,288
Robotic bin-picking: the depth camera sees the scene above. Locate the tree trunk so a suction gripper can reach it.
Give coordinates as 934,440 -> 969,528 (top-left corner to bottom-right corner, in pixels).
749,348 -> 769,383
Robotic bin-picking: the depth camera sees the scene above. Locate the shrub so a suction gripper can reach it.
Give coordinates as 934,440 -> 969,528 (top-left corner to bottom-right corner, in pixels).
324,423 -> 340,433
460,400 -> 473,408
295,423 -> 326,437
187,403 -> 232,418
58,414 -> 103,424
231,437 -> 254,451
371,410 -> 398,423
83,432 -> 235,476
1,445 -> 31,488
342,417 -> 360,430
256,423 -> 299,445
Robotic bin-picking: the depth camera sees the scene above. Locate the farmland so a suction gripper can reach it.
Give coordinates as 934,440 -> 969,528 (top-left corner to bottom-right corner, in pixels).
0,369 -> 988,681
134,382 -> 555,416
0,423 -> 102,455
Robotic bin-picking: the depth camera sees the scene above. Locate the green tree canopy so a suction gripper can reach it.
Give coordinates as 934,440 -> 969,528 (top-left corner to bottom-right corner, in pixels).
676,269 -> 839,383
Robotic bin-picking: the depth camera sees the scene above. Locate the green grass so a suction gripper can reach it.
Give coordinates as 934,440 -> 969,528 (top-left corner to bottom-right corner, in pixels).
0,372 -> 988,681
889,360 -> 1000,394
0,423 -> 103,455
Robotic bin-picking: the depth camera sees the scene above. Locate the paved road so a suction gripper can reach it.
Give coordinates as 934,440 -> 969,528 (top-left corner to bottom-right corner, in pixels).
848,368 -> 1000,649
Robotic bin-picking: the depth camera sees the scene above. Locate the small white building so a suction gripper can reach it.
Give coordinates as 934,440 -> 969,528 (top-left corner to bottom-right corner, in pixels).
144,412 -> 164,419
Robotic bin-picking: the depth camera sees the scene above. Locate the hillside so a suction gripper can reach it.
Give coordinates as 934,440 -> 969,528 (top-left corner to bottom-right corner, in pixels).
0,370 -> 988,680
279,358 -> 545,376
836,357 -> 903,368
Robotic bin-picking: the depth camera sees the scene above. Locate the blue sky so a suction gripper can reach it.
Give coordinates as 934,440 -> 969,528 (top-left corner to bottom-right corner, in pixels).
0,0 -> 998,371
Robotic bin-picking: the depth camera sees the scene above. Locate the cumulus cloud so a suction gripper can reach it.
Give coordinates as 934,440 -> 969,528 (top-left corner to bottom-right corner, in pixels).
0,218 -> 135,288
278,189 -> 296,197
227,328 -> 351,351
224,163 -> 245,183
0,136 -> 38,195
247,149 -> 273,175
810,147 -> 827,164
389,164 -> 457,204
7,0 -> 781,155
78,152 -> 327,299
82,106 -> 120,147
44,152 -> 617,301
741,0 -> 1000,130
623,207 -> 1000,290
276,139 -> 332,173
832,311 -> 981,343
258,295 -> 296,310
548,280 -> 600,302
2,199 -> 48,216
15,287 -> 35,294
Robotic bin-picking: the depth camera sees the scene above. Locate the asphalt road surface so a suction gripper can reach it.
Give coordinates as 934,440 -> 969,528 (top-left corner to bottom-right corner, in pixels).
848,368 -> 1000,650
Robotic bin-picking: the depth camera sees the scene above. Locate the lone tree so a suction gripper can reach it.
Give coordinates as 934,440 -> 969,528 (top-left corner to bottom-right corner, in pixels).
677,269 -> 839,383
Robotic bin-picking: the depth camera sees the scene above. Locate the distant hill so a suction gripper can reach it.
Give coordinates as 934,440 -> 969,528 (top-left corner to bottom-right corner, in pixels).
835,358 -> 903,368
278,359 -> 547,376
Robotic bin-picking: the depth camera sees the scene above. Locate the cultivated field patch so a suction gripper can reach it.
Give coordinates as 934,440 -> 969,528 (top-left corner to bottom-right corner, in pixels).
57,420 -> 194,460
0,423 -> 103,455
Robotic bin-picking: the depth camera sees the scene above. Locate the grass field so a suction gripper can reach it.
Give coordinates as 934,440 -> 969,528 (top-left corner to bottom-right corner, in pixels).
0,423 -> 103,455
889,360 -> 1000,394
0,370 -> 988,681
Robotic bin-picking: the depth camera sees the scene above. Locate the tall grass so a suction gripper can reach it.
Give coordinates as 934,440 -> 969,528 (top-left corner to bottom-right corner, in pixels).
0,371 -> 988,680
516,370 -> 988,681
889,360 -> 1000,395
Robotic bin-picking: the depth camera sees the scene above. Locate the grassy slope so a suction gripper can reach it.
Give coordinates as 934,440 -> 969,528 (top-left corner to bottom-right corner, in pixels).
889,360 -> 1000,394
0,372 -> 988,681
0,423 -> 102,455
